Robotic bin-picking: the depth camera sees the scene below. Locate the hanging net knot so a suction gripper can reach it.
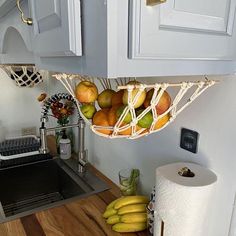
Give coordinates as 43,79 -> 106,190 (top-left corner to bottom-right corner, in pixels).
131,120 -> 137,126
161,83 -> 169,90
208,80 -> 216,86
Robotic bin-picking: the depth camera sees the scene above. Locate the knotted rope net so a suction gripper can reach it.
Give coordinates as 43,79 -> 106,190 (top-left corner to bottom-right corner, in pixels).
53,73 -> 217,139
1,65 -> 45,87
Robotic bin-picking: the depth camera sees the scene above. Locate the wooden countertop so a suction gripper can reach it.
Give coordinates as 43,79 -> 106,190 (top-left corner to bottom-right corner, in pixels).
0,165 -> 148,236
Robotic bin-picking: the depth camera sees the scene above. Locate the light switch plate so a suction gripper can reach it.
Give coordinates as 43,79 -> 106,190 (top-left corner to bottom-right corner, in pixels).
180,128 -> 199,154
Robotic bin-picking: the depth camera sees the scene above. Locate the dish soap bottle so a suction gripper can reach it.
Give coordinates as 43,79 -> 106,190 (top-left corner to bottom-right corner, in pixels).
59,130 -> 71,160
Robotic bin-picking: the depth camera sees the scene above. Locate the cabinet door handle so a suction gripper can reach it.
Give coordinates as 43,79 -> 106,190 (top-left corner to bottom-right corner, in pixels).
146,0 -> 166,6
16,0 -> 33,26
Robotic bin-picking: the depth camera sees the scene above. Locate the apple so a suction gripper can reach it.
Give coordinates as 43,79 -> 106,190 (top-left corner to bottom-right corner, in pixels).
111,90 -> 124,106
80,104 -> 96,119
116,105 -> 132,124
122,81 -> 146,109
75,81 -> 98,103
144,89 -> 171,115
98,89 -> 115,108
136,109 -> 153,128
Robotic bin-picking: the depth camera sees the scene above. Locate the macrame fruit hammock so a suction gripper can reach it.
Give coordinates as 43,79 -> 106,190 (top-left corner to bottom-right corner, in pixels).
53,74 -> 217,139
0,64 -> 45,87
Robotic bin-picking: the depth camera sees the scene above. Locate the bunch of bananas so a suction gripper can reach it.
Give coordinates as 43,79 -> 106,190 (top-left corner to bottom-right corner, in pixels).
103,195 -> 149,233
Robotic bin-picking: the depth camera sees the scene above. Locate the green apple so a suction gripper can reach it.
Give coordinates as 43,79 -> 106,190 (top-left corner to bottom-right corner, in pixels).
116,105 -> 132,124
122,81 -> 147,109
81,104 -> 96,119
137,109 -> 153,128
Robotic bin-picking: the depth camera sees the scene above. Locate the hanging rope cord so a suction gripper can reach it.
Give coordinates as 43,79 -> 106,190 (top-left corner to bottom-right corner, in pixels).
52,74 -> 217,139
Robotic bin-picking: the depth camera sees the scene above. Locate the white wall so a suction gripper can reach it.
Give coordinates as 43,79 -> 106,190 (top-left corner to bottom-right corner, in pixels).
0,70 -> 235,236
87,75 -> 236,236
0,69 -> 66,137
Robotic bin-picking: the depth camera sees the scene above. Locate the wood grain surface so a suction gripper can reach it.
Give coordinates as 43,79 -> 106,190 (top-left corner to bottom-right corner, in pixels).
0,165 -> 148,236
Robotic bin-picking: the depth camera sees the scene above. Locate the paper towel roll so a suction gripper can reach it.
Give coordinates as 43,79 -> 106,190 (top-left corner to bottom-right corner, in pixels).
154,162 -> 217,236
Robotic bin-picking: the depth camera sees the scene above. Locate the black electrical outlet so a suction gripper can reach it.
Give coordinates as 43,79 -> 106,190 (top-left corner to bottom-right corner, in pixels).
180,128 -> 199,154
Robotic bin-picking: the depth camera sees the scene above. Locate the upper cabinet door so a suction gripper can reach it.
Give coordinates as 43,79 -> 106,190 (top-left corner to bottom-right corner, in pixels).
129,0 -> 236,60
0,0 -> 16,19
30,0 -> 82,57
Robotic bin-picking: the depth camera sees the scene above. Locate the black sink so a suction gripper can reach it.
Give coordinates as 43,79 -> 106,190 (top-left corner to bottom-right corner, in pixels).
0,158 -> 108,222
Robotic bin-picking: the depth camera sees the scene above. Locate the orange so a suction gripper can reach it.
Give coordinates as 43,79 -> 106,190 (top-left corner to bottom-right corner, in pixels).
118,124 -> 132,136
111,90 -> 124,106
154,114 -> 170,130
92,109 -> 112,135
108,105 -> 121,126
118,124 -> 144,136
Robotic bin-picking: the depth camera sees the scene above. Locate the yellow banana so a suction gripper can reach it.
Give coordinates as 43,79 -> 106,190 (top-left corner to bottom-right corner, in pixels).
112,222 -> 147,233
106,215 -> 120,225
106,198 -> 121,210
114,196 -> 148,210
120,213 -> 147,223
103,208 -> 117,218
118,204 -> 147,215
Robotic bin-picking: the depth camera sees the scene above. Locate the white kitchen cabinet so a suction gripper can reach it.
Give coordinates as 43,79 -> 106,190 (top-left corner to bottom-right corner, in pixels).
0,0 -> 34,64
129,0 -> 236,60
34,0 -> 236,77
0,0 -> 234,77
29,0 -> 82,57
0,0 -> 16,19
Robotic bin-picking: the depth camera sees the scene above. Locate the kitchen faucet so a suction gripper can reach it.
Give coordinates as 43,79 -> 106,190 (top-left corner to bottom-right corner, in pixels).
39,117 -> 88,173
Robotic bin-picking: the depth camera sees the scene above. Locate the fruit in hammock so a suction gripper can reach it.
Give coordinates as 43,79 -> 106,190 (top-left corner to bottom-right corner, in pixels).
92,109 -> 112,135
108,105 -> 121,126
75,81 -> 98,103
112,222 -> 147,233
98,89 -> 116,108
118,124 -> 133,136
118,124 -> 143,136
154,113 -> 170,130
80,104 -> 96,119
136,109 -> 153,129
122,81 -> 147,109
144,89 -> 171,115
116,105 -> 132,124
111,90 -> 124,106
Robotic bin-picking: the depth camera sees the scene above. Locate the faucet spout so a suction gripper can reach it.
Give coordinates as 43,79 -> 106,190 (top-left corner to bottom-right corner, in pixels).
77,119 -> 88,173
39,117 -> 49,154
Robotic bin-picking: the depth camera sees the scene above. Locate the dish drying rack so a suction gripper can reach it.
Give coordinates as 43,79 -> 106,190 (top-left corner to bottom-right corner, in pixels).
0,136 -> 51,168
